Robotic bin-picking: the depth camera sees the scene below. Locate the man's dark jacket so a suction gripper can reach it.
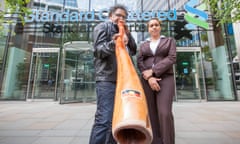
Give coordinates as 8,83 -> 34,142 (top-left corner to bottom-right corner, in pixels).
93,21 -> 137,82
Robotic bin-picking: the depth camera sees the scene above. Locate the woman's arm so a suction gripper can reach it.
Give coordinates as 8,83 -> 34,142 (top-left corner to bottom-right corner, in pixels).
152,38 -> 176,77
137,44 -> 148,73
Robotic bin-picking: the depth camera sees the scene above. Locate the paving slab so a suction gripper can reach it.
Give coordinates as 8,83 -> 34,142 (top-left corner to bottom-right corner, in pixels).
0,101 -> 240,144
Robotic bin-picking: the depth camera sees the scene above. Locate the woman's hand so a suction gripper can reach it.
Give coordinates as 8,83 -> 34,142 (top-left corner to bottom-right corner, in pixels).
142,69 -> 153,80
148,77 -> 161,91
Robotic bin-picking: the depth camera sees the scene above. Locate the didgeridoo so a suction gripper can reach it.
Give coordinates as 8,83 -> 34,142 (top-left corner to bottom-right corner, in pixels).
112,20 -> 153,144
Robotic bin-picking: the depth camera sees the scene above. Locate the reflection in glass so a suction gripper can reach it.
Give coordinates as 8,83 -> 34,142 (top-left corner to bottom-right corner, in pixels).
61,42 -> 96,103
27,51 -> 58,100
175,51 -> 203,101
1,47 -> 30,100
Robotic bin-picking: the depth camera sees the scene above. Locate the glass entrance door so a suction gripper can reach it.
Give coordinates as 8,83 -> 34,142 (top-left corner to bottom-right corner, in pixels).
60,41 -> 95,104
175,47 -> 206,101
27,48 -> 60,100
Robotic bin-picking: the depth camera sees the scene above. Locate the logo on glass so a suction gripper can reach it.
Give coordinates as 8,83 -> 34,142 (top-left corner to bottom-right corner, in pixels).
184,0 -> 209,29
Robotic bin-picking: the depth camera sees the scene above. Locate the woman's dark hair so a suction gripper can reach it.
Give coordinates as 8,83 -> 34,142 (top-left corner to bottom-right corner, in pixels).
108,4 -> 128,17
147,18 -> 162,27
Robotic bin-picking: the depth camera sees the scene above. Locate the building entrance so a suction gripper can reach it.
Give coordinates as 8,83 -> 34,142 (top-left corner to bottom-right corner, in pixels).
26,48 -> 60,101
60,41 -> 95,104
175,47 -> 206,101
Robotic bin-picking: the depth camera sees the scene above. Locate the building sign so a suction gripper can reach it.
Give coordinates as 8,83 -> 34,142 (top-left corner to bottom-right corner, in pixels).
21,0 -> 211,34
184,0 -> 209,29
23,8 -> 177,34
42,22 -> 149,33
25,9 -> 177,23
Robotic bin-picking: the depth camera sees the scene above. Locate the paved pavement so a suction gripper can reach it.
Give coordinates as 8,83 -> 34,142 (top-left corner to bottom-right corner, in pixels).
0,101 -> 240,144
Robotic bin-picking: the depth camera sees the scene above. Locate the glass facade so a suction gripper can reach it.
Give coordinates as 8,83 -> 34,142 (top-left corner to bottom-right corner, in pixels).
0,0 -> 239,103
